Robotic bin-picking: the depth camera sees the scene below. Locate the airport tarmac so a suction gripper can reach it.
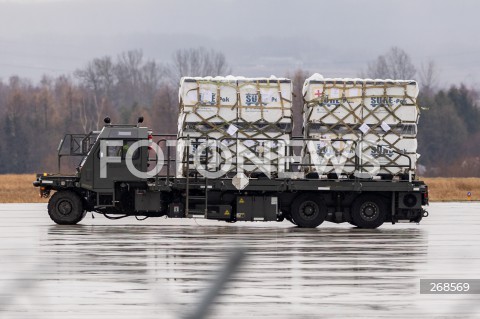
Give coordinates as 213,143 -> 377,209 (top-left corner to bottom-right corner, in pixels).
0,202 -> 479,318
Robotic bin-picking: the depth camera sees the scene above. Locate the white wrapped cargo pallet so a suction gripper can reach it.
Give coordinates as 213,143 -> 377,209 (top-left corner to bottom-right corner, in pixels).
179,76 -> 238,124
176,131 -> 290,178
302,74 -> 420,177
303,75 -> 419,125
177,76 -> 292,178
302,127 -> 419,176
237,77 -> 292,125
303,125 -> 358,174
359,124 -> 418,175
362,80 -> 419,124
303,79 -> 363,125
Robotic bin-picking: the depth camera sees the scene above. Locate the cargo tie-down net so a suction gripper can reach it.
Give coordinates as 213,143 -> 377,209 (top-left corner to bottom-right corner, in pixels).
177,76 -> 293,178
302,73 -> 419,178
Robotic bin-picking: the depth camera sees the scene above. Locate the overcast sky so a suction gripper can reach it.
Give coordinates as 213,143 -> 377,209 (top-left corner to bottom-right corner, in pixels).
0,0 -> 479,86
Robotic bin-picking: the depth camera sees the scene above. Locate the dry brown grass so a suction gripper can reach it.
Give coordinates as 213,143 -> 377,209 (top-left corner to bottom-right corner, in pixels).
0,174 -> 48,203
0,174 -> 478,203
422,177 -> 480,202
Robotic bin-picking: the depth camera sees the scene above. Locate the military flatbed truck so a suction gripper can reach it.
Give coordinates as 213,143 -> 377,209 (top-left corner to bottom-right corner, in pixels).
33,118 -> 429,228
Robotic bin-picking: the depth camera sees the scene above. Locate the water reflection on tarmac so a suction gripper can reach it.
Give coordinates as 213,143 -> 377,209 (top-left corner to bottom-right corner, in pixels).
0,202 -> 479,318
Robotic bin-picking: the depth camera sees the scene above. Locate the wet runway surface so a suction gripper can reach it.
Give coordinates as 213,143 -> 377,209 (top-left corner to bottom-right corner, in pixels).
0,202 -> 479,318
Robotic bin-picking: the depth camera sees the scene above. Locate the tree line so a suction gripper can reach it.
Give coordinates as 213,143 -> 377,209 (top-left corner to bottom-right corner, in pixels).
0,47 -> 478,176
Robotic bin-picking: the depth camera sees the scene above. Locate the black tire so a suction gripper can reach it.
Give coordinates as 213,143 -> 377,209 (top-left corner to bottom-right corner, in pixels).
48,191 -> 85,225
351,194 -> 387,229
291,194 -> 327,228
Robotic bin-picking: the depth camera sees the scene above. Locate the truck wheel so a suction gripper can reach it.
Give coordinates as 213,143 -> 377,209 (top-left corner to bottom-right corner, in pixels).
291,194 -> 327,228
351,194 -> 386,229
48,191 -> 85,225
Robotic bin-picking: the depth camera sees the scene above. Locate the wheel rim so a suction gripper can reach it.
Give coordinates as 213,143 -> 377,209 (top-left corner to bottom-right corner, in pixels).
299,201 -> 319,221
57,199 -> 73,216
359,202 -> 379,221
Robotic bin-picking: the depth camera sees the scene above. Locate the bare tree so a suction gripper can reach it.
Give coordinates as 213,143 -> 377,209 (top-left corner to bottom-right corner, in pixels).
170,47 -> 231,82
54,75 -> 75,129
364,47 -> 416,79
75,56 -> 116,130
419,59 -> 439,92
75,56 -> 115,97
4,76 -> 31,172
93,56 -> 115,98
152,83 -> 178,134
140,60 -> 165,107
115,50 -> 147,108
115,50 -> 143,90
38,75 -> 53,129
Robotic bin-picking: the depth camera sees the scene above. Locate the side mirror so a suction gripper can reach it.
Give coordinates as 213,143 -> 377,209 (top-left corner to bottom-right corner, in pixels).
138,116 -> 144,124
104,117 -> 111,124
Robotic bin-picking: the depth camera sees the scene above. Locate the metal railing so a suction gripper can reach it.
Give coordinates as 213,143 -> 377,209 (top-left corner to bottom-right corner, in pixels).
57,132 -> 99,173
